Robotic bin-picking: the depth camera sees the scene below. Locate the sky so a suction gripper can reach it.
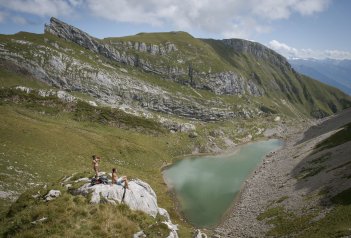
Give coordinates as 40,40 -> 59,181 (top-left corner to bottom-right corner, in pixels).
0,0 -> 350,60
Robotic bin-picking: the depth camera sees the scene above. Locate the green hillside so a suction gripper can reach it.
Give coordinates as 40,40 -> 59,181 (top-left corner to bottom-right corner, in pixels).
0,71 -> 196,236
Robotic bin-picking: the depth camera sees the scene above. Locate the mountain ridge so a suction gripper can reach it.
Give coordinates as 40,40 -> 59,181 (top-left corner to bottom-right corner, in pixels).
0,17 -> 350,123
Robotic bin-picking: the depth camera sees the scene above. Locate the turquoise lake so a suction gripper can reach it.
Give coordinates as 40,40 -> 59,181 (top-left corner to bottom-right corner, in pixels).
163,139 -> 283,227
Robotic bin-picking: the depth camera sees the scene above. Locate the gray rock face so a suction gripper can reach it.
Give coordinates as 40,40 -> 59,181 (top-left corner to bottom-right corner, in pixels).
193,71 -> 263,96
45,18 -> 100,53
110,40 -> 177,56
45,17 -> 174,75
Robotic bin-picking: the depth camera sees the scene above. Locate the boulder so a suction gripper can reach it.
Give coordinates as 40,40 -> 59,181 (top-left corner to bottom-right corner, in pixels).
189,131 -> 198,138
75,177 -> 178,237
45,190 -> 61,201
180,123 -> 196,132
162,221 -> 179,238
77,179 -> 158,217
193,229 -> 208,238
88,100 -> 97,107
274,116 -> 281,122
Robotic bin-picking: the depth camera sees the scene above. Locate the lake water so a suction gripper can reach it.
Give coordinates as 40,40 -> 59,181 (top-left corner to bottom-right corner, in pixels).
163,139 -> 283,227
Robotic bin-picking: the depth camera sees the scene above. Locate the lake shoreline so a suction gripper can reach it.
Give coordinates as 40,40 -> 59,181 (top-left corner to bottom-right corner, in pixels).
214,119 -> 320,237
163,131 -> 286,229
161,135 -> 284,172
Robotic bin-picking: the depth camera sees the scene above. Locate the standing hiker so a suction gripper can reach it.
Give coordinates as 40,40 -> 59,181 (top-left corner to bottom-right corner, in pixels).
92,155 -> 101,178
111,168 -> 129,189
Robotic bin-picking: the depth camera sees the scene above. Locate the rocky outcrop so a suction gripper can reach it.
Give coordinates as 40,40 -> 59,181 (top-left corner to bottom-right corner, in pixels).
193,71 -> 263,96
45,17 -> 170,75
77,180 -> 159,216
15,86 -> 78,103
222,38 -> 292,71
45,17 -> 100,53
44,189 -> 61,201
74,178 -> 178,238
109,40 -> 177,55
193,229 -> 208,238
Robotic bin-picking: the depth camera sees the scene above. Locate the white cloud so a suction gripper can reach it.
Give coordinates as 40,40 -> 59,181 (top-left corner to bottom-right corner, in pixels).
268,40 -> 299,58
251,0 -> 331,20
0,0 -> 332,39
268,40 -> 351,60
293,0 -> 331,15
0,0 -> 74,18
85,0 -> 331,39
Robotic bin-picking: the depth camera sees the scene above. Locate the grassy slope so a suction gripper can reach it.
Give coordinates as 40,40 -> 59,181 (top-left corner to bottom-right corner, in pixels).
2,186 -> 173,238
0,71 -> 195,236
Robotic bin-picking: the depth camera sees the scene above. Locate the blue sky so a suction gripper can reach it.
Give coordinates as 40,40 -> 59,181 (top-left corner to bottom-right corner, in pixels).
0,0 -> 350,59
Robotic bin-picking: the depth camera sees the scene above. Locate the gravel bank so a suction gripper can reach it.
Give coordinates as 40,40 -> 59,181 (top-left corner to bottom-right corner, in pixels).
215,108 -> 351,237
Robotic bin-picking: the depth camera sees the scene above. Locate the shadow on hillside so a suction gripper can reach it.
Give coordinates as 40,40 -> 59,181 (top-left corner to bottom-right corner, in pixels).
292,117 -> 351,207
296,107 -> 351,145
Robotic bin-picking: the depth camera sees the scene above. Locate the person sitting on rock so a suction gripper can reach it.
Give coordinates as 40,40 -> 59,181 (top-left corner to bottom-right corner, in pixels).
111,168 -> 129,189
92,155 -> 101,178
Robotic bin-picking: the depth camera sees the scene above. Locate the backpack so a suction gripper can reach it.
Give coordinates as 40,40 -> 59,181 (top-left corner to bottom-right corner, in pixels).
99,175 -> 109,184
90,175 -> 109,186
90,177 -> 98,186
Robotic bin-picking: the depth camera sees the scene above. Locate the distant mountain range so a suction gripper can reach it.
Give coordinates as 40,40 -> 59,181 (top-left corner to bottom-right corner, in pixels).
289,58 -> 351,95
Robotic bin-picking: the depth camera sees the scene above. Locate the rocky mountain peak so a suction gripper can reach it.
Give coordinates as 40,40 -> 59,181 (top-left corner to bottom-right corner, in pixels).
45,17 -> 100,53
222,38 -> 292,70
